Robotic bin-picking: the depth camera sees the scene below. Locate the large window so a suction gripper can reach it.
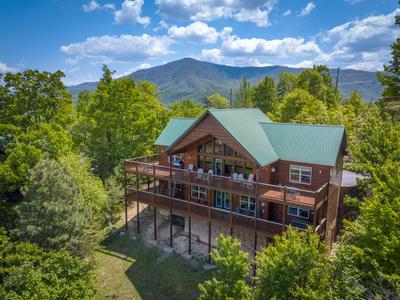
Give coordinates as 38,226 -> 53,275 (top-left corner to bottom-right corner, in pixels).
224,160 -> 233,177
240,196 -> 255,213
289,165 -> 312,185
215,191 -> 231,210
288,206 -> 310,219
244,162 -> 253,178
235,161 -> 244,174
214,139 -> 223,155
224,144 -> 234,156
191,186 -> 206,200
198,155 -> 205,170
205,157 -> 213,172
205,140 -> 213,154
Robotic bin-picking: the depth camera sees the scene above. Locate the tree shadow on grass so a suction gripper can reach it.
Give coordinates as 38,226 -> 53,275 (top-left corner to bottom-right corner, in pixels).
96,221 -> 211,300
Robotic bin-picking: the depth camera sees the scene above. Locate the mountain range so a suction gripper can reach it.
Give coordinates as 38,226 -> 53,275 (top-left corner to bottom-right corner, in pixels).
68,58 -> 383,103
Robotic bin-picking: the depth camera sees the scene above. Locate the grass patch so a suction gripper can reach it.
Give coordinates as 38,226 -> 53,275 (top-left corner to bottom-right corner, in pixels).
93,233 -> 211,300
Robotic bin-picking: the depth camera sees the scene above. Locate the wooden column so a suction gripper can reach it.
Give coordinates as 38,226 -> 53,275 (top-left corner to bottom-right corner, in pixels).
253,167 -> 259,256
124,166 -> 128,231
153,162 -> 157,241
188,170 -> 192,255
136,164 -> 140,234
229,177 -> 233,236
282,186 -> 287,230
169,157 -> 173,248
208,177 -> 212,263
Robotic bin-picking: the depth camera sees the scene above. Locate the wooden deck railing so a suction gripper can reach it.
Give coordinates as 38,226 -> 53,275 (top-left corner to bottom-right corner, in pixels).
125,154 -> 328,236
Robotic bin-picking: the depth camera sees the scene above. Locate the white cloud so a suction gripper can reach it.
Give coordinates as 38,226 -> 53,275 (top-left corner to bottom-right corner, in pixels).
283,10 -> 291,16
317,8 -> 400,70
116,63 -> 152,77
114,0 -> 150,26
168,21 -> 220,44
0,61 -> 17,73
60,34 -> 171,63
155,0 -> 277,27
298,2 -> 315,17
82,0 -> 115,12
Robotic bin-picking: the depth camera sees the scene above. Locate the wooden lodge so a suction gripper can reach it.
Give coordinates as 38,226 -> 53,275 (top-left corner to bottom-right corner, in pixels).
124,108 -> 346,255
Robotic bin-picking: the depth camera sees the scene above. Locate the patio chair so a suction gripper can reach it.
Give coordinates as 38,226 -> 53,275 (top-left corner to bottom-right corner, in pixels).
188,164 -> 194,172
205,169 -> 213,183
231,173 -> 238,180
246,173 -> 254,190
196,168 -> 204,181
237,173 -> 244,181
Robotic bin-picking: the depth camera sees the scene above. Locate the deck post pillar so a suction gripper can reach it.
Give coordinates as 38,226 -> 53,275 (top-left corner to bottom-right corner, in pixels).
230,177 -> 233,236
208,176 -> 212,263
169,157 -> 173,248
153,162 -> 157,241
253,167 -> 260,275
282,186 -> 287,231
188,170 -> 192,255
124,164 -> 128,231
136,164 -> 140,234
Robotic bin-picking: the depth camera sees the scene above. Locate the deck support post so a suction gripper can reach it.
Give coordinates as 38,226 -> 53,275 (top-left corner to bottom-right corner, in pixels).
208,177 -> 212,263
153,162 -> 157,241
230,178 -> 233,236
169,157 -> 173,248
124,165 -> 128,231
282,186 -> 287,231
253,167 -> 260,275
136,164 -> 140,234
188,171 -> 192,255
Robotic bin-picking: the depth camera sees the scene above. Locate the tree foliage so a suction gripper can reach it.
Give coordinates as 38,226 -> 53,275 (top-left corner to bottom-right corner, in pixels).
204,93 -> 229,109
0,228 -> 95,299
76,65 -> 168,180
14,157 -> 108,257
169,98 -> 205,118
234,77 -> 252,108
198,235 -> 252,300
251,76 -> 277,114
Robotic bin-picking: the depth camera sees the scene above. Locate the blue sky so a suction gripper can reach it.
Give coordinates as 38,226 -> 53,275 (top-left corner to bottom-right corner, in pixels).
0,0 -> 398,85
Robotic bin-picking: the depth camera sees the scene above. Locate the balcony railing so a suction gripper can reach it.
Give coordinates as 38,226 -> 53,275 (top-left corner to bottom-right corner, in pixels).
125,154 -> 329,235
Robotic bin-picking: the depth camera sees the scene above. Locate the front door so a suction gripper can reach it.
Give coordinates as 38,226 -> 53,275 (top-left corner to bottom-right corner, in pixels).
214,158 -> 222,176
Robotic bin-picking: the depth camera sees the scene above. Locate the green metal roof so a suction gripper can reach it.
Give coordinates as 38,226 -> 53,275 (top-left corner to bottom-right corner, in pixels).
260,122 -> 345,166
154,118 -> 196,146
154,108 -> 345,167
208,109 -> 278,165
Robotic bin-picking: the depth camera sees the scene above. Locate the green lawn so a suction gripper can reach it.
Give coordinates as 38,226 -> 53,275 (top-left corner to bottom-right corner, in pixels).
93,232 -> 211,300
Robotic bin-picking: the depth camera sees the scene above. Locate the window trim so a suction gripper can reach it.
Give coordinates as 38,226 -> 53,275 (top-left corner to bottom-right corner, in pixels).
240,196 -> 256,212
191,186 -> 206,200
289,165 -> 312,185
287,206 -> 310,219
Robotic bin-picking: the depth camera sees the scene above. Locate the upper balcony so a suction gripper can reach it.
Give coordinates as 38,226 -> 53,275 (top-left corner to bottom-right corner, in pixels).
124,154 -> 329,211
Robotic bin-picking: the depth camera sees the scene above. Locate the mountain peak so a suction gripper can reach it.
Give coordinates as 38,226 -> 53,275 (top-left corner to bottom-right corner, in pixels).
68,58 -> 382,103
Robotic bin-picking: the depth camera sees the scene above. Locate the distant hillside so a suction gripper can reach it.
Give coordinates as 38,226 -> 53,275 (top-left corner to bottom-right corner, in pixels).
68,58 -> 383,103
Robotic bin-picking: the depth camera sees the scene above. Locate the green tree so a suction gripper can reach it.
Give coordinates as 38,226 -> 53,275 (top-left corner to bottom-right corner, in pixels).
77,65 -> 167,180
296,65 -> 339,108
0,123 -> 73,194
0,228 -> 95,299
254,227 -> 334,300
338,162 -> 400,298
234,77 -> 252,108
277,72 -> 298,99
198,235 -> 252,300
204,93 -> 229,109
274,89 -> 328,123
0,70 -> 74,131
14,157 -> 107,257
169,98 -> 205,118
377,11 -> 400,100
251,76 -> 277,114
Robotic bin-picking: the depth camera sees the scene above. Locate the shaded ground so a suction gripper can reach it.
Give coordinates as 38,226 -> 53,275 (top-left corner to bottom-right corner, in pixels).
93,208 -> 211,300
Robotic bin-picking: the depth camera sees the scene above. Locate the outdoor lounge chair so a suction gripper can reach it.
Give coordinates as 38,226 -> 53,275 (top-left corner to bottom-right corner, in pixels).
231,173 -> 238,180
245,173 -> 254,190
188,164 -> 194,171
196,168 -> 204,181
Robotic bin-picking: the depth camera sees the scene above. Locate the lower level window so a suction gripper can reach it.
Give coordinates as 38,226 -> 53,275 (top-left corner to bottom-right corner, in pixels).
191,186 -> 206,200
240,196 -> 255,212
215,191 -> 231,210
288,206 -> 310,219
171,182 -> 182,191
